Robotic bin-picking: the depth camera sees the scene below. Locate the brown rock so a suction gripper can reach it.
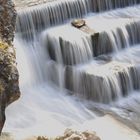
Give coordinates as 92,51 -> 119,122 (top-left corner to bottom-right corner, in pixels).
71,19 -> 85,28
82,131 -> 101,140
0,0 -> 20,133
37,136 -> 49,140
0,0 -> 17,44
65,133 -> 84,140
55,129 -> 101,140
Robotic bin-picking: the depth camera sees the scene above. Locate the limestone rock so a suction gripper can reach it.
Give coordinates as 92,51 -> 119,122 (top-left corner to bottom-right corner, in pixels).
0,41 -> 20,132
71,19 -> 85,28
82,131 -> 100,140
55,129 -> 101,140
0,0 -> 20,132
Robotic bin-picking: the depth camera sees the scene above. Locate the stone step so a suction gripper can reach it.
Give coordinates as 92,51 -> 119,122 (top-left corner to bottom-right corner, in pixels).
65,60 -> 140,103
42,18 -> 140,65
46,45 -> 140,103
16,0 -> 140,38
42,24 -> 94,65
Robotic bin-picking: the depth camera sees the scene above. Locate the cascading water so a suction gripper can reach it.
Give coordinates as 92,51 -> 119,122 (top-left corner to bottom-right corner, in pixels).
3,0 -> 140,139
16,0 -> 140,39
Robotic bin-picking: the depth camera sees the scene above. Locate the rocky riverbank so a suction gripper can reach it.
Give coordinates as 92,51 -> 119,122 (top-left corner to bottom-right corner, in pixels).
0,0 -> 20,133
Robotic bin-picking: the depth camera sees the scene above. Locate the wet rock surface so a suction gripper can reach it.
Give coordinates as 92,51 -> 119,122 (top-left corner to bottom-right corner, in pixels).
55,129 -> 101,140
36,129 -> 101,140
71,19 -> 86,28
0,0 -> 17,44
0,0 -> 20,133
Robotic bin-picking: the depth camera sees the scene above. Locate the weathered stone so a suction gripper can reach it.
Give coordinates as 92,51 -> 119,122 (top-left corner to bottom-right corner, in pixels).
71,19 -> 97,36
82,131 -> 100,140
65,134 -> 84,140
64,129 -> 75,137
55,129 -> 101,140
65,61 -> 138,103
0,0 -> 20,133
71,19 -> 85,28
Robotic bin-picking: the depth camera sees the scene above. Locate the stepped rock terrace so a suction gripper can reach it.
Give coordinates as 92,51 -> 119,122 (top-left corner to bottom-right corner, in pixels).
3,0 -> 140,139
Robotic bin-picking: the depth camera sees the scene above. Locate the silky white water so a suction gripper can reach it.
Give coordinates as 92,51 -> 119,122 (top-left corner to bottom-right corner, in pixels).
3,0 -> 140,139
3,37 -> 97,139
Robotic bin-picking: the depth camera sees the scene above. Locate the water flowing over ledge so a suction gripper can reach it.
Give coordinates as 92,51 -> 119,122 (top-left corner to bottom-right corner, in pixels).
16,0 -> 140,38
42,18 -> 140,65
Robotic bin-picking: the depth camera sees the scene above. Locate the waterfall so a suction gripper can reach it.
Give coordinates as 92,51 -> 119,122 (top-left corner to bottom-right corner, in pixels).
16,0 -> 140,38
65,61 -> 139,103
3,0 -> 140,139
42,18 -> 140,65
3,35 -> 97,139
41,25 -> 93,65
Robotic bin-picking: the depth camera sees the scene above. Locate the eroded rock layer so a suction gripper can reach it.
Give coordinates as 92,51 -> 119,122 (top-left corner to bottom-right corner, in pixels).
0,0 -> 20,132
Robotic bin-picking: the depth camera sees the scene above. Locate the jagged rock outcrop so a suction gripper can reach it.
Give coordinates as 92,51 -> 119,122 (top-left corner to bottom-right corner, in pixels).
0,0 -> 20,132
55,129 -> 101,140
37,129 -> 101,140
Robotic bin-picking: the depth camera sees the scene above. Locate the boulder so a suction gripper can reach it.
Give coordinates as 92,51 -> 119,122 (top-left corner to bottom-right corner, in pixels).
0,0 -> 20,132
0,0 -> 17,44
71,19 -> 85,28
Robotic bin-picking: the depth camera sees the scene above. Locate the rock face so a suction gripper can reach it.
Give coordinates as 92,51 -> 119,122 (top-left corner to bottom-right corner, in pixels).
0,0 -> 17,44
0,0 -> 20,132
